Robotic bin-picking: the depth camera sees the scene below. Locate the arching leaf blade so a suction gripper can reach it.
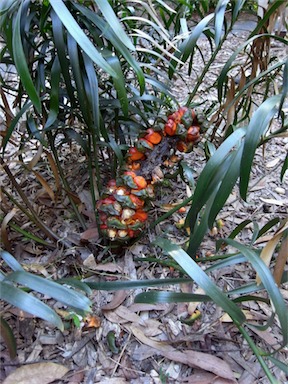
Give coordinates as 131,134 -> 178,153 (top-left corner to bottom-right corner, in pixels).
0,281 -> 63,330
240,95 -> 281,200
208,143 -> 243,227
6,271 -> 92,313
1,250 -> 24,271
93,0 -> 135,51
106,54 -> 129,117
12,4 -> 41,113
155,238 -> 246,325
45,56 -> 61,129
135,291 -> 211,304
73,4 -> 145,94
49,0 -> 117,78
214,0 -> 229,47
181,13 -> 214,63
224,239 -> 287,347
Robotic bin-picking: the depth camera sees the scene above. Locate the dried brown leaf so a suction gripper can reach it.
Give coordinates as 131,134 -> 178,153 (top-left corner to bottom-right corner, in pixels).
89,262 -> 123,273
102,291 -> 128,311
3,362 -> 69,384
183,370 -> 236,384
80,227 -> 99,242
33,171 -> 55,202
127,325 -> 236,381
27,144 -> 43,170
44,150 -> 61,191
256,219 -> 288,284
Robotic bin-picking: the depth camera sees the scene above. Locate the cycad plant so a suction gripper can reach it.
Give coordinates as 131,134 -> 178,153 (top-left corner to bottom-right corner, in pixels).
0,0 -> 287,382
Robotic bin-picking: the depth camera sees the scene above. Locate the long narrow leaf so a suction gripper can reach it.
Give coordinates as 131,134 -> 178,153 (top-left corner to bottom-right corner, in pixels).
0,281 -> 63,330
74,4 -> 145,94
86,277 -> 192,291
1,250 -> 24,271
155,238 -> 246,325
184,128 -> 246,230
106,54 -> 129,117
214,0 -> 229,47
51,10 -> 76,106
181,13 -> 214,62
6,271 -> 92,313
49,0 -> 117,78
45,56 -> 61,129
12,3 -> 41,112
67,33 -> 90,126
94,0 -> 135,51
240,95 -> 281,200
208,142 -> 243,227
0,316 -> 17,359
224,239 -> 287,347
82,52 -> 100,132
135,291 -> 211,304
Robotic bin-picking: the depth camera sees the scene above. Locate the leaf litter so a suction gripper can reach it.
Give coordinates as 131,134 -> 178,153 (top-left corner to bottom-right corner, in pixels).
1,14 -> 288,384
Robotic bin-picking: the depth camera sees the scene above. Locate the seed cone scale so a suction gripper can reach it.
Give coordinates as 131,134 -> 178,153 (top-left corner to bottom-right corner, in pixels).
97,107 -> 203,241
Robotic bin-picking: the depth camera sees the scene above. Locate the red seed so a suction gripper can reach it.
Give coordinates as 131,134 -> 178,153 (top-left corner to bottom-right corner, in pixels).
128,147 -> 146,161
164,119 -> 177,136
133,176 -> 147,190
186,126 -> 200,142
130,194 -> 145,208
144,129 -> 162,144
132,210 -> 148,222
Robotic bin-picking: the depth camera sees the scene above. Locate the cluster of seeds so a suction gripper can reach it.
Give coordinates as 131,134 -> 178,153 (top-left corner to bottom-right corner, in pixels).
97,107 -> 202,241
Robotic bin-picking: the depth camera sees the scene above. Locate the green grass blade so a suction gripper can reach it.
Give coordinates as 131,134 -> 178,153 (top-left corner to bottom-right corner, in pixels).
6,271 -> 92,313
240,95 -> 281,200
135,291 -> 211,304
267,356 -> 288,375
57,278 -> 92,295
185,127 -> 245,230
106,54 -> 129,117
94,0 -> 135,51
0,281 -> 63,330
67,33 -> 90,126
187,193 -> 217,258
27,115 -> 47,146
155,238 -> 246,325
205,254 -> 247,273
181,13 -> 214,62
208,143 -> 243,228
12,4 -> 41,113
279,59 -> 288,113
257,218 -> 280,239
51,10 -> 76,106
86,277 -> 192,291
45,56 -> 61,129
74,4 -> 145,94
231,0 -> 245,23
225,239 -> 287,347
214,0 -> 229,47
82,52 -> 100,132
1,250 -> 24,271
280,153 -> 287,182
49,0 -> 117,78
